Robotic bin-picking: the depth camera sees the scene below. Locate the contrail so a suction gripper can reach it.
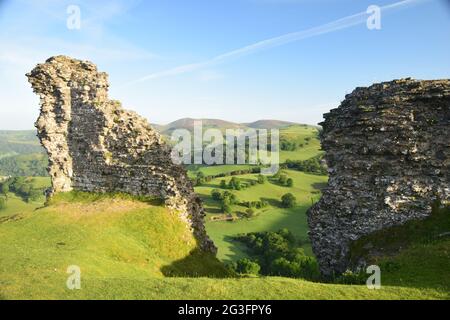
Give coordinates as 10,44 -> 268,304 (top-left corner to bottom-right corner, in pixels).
125,0 -> 428,85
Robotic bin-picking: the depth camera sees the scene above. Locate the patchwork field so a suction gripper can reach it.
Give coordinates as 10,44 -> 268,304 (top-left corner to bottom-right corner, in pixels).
196,170 -> 327,261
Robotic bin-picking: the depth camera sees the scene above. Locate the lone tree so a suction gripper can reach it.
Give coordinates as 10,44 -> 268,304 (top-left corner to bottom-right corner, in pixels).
222,203 -> 232,214
286,178 -> 294,187
211,189 -> 223,201
278,174 -> 288,186
0,196 -> 7,210
245,208 -> 256,218
257,174 -> 267,184
281,193 -> 297,208
0,182 -> 9,199
195,172 -> 206,186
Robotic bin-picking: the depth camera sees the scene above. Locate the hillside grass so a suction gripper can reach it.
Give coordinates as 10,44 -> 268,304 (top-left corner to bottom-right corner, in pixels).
0,193 -> 43,218
0,177 -> 50,218
279,125 -> 323,162
350,205 -> 450,292
0,192 -> 448,300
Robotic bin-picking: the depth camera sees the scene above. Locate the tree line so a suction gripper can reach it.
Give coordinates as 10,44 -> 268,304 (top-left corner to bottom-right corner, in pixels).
0,177 -> 46,210
228,229 -> 320,280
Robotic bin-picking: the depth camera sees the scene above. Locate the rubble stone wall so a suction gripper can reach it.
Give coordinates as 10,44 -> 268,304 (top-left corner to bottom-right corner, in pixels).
308,78 -> 450,276
27,56 -> 216,254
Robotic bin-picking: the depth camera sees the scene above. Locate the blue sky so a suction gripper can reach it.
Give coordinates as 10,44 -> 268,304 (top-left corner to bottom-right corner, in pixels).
0,0 -> 449,129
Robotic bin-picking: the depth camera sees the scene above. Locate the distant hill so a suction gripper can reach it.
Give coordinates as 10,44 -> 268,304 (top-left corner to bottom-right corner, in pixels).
244,120 -> 297,129
0,130 -> 43,159
155,118 -> 246,135
152,118 -> 315,135
0,120 -> 319,176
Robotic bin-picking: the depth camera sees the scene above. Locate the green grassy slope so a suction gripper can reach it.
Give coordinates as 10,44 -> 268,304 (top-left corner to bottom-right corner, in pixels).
0,192 -> 448,300
279,125 -> 323,162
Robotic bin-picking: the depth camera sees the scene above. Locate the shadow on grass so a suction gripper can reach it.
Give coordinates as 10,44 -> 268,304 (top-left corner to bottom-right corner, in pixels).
205,208 -> 224,214
260,197 -> 281,208
161,248 -> 232,278
198,183 -> 222,189
312,182 -> 327,190
348,205 -> 450,291
220,235 -> 251,259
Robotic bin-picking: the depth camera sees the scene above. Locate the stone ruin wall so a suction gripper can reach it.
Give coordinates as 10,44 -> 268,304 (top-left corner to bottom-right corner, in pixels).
27,56 -> 216,254
308,78 -> 450,276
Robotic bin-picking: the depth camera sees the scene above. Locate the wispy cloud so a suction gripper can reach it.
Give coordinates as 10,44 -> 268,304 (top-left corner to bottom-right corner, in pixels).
126,0 -> 428,85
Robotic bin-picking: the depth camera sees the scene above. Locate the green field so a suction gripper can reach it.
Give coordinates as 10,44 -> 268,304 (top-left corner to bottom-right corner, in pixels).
279,126 -> 323,162
196,170 -> 327,261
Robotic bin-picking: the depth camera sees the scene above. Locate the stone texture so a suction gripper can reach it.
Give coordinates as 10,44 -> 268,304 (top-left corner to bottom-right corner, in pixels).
27,56 -> 216,254
308,78 -> 450,276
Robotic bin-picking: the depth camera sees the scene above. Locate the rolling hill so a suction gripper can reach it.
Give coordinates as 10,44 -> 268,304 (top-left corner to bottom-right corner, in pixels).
244,120 -> 298,129
0,130 -> 43,159
152,118 -> 316,135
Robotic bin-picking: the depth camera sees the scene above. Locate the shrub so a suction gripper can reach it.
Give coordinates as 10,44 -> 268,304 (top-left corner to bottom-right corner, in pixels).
0,182 -> 9,196
194,172 -> 206,186
245,208 -> 255,218
220,180 -> 227,189
285,156 -> 327,175
334,270 -> 367,285
257,174 -> 267,184
234,258 -> 260,275
211,189 -> 223,201
286,178 -> 294,187
222,203 -> 232,214
278,174 -> 288,185
281,193 -> 297,208
0,196 -> 7,210
228,177 -> 242,190
222,191 -> 238,205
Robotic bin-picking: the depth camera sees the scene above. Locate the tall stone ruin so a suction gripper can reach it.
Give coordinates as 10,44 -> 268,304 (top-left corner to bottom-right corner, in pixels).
27,56 -> 216,254
308,78 -> 450,276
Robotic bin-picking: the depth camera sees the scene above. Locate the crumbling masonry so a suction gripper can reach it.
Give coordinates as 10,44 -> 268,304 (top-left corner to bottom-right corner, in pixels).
308,78 -> 450,276
27,56 -> 216,254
